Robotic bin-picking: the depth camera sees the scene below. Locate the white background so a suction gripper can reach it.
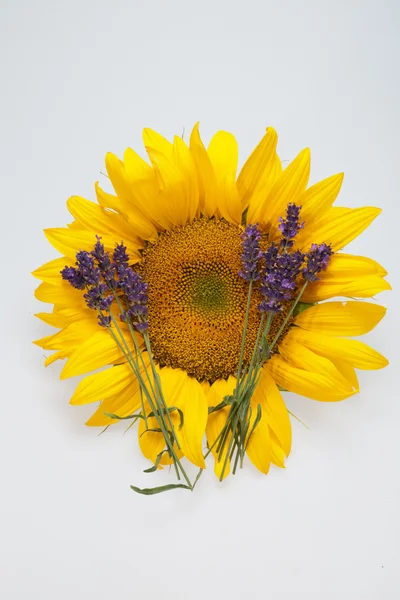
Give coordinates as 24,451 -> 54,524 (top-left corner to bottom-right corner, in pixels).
1,1 -> 399,598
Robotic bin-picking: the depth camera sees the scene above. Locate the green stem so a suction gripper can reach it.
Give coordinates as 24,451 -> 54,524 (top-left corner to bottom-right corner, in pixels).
112,292 -> 156,411
142,332 -> 181,451
107,320 -> 191,487
233,280 -> 253,398
268,281 -> 308,353
219,408 -> 241,481
108,313 -> 150,430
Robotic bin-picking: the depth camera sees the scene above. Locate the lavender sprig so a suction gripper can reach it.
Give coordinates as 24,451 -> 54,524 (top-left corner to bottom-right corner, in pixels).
259,245 -> 304,314
238,223 -> 263,281
278,203 -> 304,249
61,237 -> 193,492
303,243 -> 334,282
61,240 -> 149,332
215,204 -> 333,482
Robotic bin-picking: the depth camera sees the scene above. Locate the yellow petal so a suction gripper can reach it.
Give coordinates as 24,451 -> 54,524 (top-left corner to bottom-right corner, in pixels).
34,319 -> 98,352
138,412 -> 166,462
34,281 -> 85,307
269,430 -> 286,468
158,367 -> 208,468
60,329 -> 129,379
278,337 -> 358,392
95,181 -> 125,215
294,300 -> 386,336
207,131 -> 242,224
259,148 -> 310,236
70,363 -> 138,405
245,409 -> 271,475
189,122 -> 218,217
142,128 -> 173,158
267,355 -> 357,402
251,368 -> 291,456
44,228 -> 140,262
173,135 -> 199,221
34,312 -> 66,328
311,253 -> 387,278
86,386 -> 143,427
143,131 -> 198,227
105,152 -> 158,240
67,196 -> 139,242
286,328 -> 389,370
35,306 -> 89,329
206,377 -> 236,479
44,351 -> 65,366
176,376 -> 208,468
331,359 -> 359,389
207,131 -> 238,181
237,126 -> 281,215
32,257 -> 70,284
302,274 -> 391,303
67,219 -> 88,230
299,206 -> 381,251
297,173 -> 344,224
123,147 -> 170,229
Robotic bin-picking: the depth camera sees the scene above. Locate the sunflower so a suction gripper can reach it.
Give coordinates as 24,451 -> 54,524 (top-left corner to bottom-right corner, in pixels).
33,124 -> 389,481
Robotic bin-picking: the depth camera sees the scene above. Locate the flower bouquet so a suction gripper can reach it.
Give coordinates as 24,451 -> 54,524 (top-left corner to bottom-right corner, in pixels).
33,125 -> 389,493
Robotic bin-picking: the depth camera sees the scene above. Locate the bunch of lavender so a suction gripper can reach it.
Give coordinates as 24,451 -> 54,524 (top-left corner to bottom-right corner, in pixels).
278,202 -> 304,249
211,204 -> 333,480
61,237 -> 149,332
61,238 -> 193,493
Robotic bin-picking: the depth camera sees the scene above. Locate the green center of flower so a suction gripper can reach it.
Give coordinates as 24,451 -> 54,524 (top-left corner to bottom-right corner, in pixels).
180,265 -> 235,317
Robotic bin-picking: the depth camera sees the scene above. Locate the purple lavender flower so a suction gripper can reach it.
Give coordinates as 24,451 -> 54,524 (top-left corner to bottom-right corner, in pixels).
98,314 -> 112,328
83,284 -> 109,309
239,223 -> 263,281
303,243 -> 333,282
91,236 -> 117,289
118,265 -> 149,331
113,243 -> 130,269
61,250 -> 100,289
75,251 -> 100,285
259,244 -> 304,313
278,203 -> 304,249
61,266 -> 86,290
61,239 -> 149,334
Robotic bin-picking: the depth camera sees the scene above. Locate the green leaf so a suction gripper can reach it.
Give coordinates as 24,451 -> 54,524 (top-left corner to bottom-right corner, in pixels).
139,427 -> 162,438
104,411 -> 143,421
143,450 -> 168,473
147,406 -> 183,428
130,483 -> 192,495
208,395 -> 234,414
293,301 -> 314,317
260,333 -> 270,362
192,467 -> 204,489
245,404 -> 262,450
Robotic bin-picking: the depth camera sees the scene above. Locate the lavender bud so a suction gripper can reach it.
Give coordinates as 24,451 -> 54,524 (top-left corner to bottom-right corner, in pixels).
98,314 -> 112,328
303,243 -> 333,282
259,244 -> 305,314
278,203 -> 305,249
239,223 -> 263,281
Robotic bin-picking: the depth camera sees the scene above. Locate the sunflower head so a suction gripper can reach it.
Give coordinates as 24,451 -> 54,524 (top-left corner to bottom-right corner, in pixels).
33,123 -> 390,489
